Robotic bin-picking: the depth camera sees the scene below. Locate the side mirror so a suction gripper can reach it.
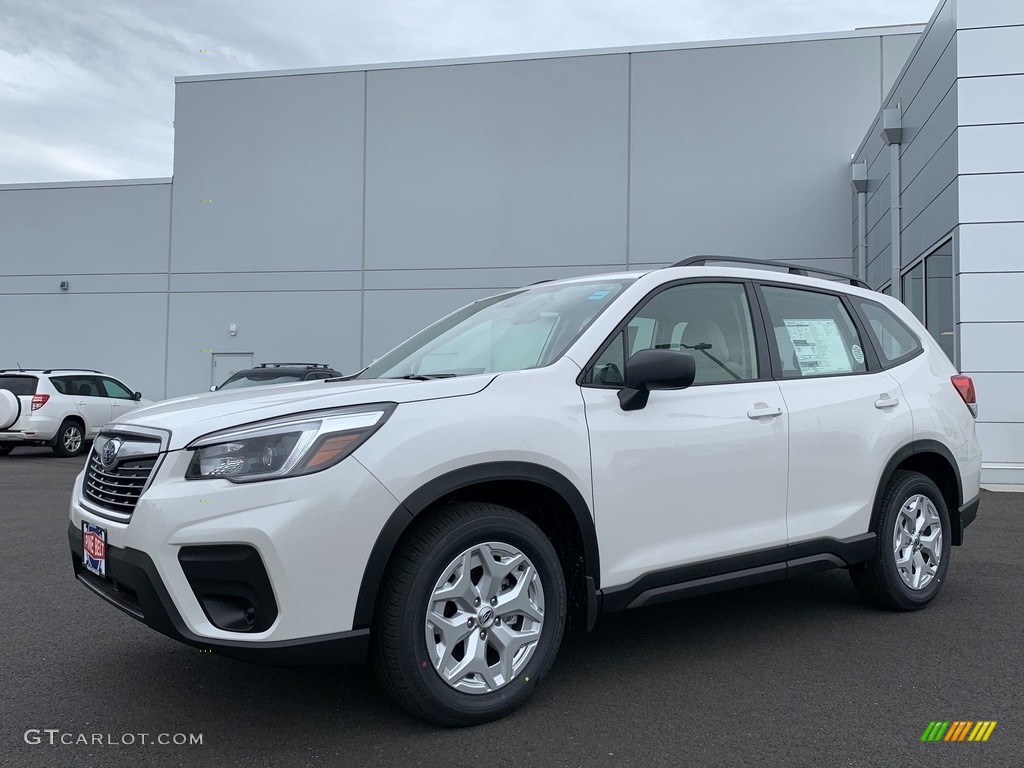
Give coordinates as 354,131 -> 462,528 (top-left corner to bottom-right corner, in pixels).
210,385 -> 218,392
133,391 -> 143,401
618,349 -> 696,411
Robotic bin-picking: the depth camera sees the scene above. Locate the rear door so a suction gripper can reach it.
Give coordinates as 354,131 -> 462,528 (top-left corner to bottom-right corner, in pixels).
756,283 -> 913,545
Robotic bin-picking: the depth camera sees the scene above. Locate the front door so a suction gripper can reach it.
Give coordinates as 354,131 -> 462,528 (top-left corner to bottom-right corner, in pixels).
69,376 -> 114,436
581,281 -> 789,590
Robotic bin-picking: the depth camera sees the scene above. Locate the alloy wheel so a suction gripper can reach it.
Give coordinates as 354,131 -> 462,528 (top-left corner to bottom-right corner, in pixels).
424,541 -> 545,694
892,494 -> 943,590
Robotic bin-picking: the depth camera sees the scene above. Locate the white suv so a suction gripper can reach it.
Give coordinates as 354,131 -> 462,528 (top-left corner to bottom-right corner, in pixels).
66,259 -> 981,726
0,369 -> 151,457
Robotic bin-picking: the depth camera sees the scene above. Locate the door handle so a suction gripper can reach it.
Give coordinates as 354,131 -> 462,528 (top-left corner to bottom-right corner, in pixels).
874,395 -> 900,409
747,404 -> 783,420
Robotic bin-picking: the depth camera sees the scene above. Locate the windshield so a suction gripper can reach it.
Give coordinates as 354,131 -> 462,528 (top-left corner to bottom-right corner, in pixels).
219,373 -> 303,390
358,278 -> 635,380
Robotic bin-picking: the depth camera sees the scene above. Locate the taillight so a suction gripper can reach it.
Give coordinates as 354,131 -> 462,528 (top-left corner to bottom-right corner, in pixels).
951,375 -> 977,417
31,394 -> 49,410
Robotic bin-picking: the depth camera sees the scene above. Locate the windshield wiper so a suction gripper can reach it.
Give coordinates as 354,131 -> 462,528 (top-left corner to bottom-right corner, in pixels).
390,373 -> 458,380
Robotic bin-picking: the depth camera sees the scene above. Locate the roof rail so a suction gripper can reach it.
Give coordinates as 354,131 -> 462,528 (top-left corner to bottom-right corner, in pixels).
670,255 -> 870,289
257,362 -> 329,369
0,368 -> 101,374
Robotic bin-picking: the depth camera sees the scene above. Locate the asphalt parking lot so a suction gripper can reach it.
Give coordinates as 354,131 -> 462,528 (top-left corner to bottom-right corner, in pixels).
2,447 -> 1021,768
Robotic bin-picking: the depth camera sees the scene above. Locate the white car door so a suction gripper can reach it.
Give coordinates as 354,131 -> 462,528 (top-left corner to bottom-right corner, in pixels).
581,281 -> 789,593
70,376 -> 114,437
757,283 -> 914,545
99,377 -> 143,421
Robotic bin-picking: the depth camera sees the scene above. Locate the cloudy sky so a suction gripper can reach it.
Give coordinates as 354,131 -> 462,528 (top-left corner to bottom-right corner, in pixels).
1,0 -> 938,185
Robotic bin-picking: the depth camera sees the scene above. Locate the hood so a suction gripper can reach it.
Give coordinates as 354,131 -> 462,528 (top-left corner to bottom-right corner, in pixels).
112,375 -> 496,449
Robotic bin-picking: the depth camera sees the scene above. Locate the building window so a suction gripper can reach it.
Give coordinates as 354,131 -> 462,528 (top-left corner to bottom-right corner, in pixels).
902,262 -> 924,322
899,239 -> 954,362
925,243 -> 954,361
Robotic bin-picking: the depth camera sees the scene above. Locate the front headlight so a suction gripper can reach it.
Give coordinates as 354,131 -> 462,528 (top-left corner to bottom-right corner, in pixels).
185,404 -> 395,483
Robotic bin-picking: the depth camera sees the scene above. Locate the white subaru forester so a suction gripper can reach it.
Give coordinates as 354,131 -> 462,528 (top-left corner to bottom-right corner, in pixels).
68,258 -> 981,726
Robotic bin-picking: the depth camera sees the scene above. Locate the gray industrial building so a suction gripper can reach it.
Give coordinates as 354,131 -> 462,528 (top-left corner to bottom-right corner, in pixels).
1,0 -> 1021,484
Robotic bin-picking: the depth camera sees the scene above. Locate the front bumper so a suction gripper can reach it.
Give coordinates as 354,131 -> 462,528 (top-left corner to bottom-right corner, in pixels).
68,523 -> 368,665
68,448 -> 401,662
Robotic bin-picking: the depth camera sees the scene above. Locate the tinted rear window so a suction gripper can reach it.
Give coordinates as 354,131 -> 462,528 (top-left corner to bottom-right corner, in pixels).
0,376 -> 38,396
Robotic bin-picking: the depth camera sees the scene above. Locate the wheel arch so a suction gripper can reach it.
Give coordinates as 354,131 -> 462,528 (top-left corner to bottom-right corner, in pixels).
871,440 -> 965,545
353,461 -> 600,632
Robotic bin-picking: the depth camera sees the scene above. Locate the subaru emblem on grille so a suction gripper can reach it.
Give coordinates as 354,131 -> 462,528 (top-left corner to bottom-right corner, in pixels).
101,438 -> 123,467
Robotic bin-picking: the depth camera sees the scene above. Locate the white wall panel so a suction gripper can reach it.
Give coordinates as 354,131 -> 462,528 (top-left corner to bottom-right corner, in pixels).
959,173 -> 1024,223
956,0 -> 1024,29
959,273 -> 1024,322
958,74 -> 1024,125
957,26 -> 1024,77
959,323 -> 1024,373
970,373 -> 1024,422
966,372 -> 1024,421
975,423 -> 1024,464
959,124 -> 1024,174
958,223 -> 1024,272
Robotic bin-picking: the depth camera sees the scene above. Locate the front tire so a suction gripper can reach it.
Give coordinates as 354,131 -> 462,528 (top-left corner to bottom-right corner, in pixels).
850,470 -> 951,611
52,420 -> 86,457
373,502 -> 566,726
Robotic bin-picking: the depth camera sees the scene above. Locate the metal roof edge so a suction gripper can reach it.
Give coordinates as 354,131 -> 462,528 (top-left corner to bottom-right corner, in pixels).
174,24 -> 927,84
0,177 -> 172,191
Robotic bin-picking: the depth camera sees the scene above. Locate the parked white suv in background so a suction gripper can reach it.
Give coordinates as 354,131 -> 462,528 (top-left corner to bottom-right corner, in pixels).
0,369 -> 151,457
66,258 -> 981,726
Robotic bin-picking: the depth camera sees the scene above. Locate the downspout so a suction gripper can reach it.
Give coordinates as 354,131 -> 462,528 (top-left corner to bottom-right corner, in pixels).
851,161 -> 868,283
881,106 -> 903,298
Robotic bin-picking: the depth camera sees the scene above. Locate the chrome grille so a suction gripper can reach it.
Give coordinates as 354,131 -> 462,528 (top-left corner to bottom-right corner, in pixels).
82,434 -> 162,521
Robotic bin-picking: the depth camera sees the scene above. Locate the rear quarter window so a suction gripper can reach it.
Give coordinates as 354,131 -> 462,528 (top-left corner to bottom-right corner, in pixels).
854,299 -> 923,365
0,376 -> 38,396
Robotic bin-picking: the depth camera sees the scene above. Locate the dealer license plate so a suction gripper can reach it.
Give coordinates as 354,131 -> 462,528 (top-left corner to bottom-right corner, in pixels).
82,522 -> 107,577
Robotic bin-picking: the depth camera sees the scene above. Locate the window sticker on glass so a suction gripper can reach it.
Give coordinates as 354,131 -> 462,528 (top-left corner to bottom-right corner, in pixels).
783,319 -> 853,375
587,289 -> 613,301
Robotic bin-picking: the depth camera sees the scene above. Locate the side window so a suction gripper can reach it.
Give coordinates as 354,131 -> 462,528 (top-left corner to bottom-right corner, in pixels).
100,377 -> 134,399
50,377 -> 70,395
761,286 -> 867,378
69,376 -> 102,397
590,282 -> 759,386
854,299 -> 922,364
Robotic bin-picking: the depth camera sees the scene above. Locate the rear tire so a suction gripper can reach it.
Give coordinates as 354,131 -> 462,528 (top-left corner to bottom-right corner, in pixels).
373,502 -> 566,726
52,420 -> 86,457
850,470 -> 951,611
0,444 -> 13,456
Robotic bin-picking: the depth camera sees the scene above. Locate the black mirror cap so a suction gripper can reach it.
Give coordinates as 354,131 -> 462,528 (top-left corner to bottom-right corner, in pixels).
618,349 -> 696,411
133,391 -> 143,401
